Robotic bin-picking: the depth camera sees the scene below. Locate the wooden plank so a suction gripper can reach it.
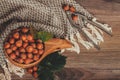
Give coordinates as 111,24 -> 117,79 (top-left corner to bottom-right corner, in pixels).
64,51 -> 120,69
62,0 -> 120,80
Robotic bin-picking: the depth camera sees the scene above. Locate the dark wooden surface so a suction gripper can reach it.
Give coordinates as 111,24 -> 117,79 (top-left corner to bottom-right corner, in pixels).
0,0 -> 120,80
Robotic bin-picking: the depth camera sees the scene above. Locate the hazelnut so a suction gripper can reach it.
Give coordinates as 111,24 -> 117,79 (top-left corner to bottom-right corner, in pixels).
37,39 -> 42,43
27,53 -> 33,59
26,46 -> 33,53
33,55 -> 39,61
23,42 -> 28,48
30,43 -> 36,48
24,40 -> 28,43
22,27 -> 29,33
27,68 -> 33,74
16,40 -> 22,47
11,45 -> 17,51
21,35 -> 27,41
4,42 -> 10,49
63,4 -> 69,11
69,6 -> 76,12
33,66 -> 38,71
15,50 -> 19,56
38,49 -> 44,55
72,15 -> 78,21
18,58 -> 24,64
37,43 -> 43,49
33,49 -> 38,54
6,49 -> 12,55
19,47 -> 26,53
24,58 -> 33,64
29,40 -> 35,43
20,53 -> 27,59
9,38 -> 15,44
10,53 -> 16,59
33,72 -> 38,78
27,34 -> 33,41
13,32 -> 19,39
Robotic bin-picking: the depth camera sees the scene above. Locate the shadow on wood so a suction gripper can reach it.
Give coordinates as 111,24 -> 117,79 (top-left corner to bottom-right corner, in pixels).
56,68 -> 92,80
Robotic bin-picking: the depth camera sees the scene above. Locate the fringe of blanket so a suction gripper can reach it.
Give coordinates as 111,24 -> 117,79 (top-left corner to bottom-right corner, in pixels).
0,60 -> 25,80
64,18 -> 112,54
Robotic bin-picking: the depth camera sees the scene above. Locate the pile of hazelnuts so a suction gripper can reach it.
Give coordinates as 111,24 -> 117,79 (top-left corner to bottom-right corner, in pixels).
4,27 -> 44,64
63,4 -> 78,21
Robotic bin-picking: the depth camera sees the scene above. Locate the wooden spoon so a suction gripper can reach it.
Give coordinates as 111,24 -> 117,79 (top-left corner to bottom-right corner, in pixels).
5,38 -> 72,68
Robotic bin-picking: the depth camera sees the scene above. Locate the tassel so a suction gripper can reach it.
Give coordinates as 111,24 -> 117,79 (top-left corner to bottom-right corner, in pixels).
2,65 -> 11,80
6,60 -> 25,78
0,73 -> 6,80
92,18 -> 112,36
82,28 -> 100,49
76,32 -> 93,49
67,34 -> 80,54
86,23 -> 104,42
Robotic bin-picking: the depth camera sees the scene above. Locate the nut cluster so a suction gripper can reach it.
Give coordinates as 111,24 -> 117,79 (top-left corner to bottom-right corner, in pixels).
27,65 -> 38,78
63,4 -> 78,21
4,27 -> 44,64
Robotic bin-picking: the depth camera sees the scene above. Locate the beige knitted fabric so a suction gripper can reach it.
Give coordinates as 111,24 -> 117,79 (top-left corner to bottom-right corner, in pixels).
0,0 -> 112,79
0,0 -> 93,65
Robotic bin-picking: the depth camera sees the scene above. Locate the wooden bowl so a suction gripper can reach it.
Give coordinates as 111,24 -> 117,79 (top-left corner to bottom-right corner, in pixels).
4,38 -> 72,68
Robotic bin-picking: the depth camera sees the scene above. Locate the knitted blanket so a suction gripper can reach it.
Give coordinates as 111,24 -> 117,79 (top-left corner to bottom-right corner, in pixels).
0,0 -> 112,80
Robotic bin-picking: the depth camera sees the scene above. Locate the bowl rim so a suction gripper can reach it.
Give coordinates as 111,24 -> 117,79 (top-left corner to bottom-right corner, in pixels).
3,27 -> 45,68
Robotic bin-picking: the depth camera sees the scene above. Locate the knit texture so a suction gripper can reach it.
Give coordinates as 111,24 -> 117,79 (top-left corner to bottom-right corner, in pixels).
0,0 -> 93,65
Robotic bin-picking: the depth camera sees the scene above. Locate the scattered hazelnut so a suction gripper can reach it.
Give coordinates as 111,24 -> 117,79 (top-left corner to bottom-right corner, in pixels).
33,72 -> 38,78
27,68 -> 33,74
63,4 -> 69,11
33,66 -> 38,72
72,15 -> 78,21
69,6 -> 76,12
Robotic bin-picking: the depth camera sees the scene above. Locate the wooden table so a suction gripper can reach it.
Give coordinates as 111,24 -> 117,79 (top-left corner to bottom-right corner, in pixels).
1,0 -> 120,80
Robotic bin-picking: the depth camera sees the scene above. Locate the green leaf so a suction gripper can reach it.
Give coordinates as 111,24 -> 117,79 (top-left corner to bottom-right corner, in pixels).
36,31 -> 53,42
37,51 -> 67,80
40,52 -> 66,71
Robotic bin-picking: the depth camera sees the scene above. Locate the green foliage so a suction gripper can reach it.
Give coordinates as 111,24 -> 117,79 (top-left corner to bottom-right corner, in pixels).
35,31 -> 53,42
37,52 -> 67,80
30,26 -> 53,42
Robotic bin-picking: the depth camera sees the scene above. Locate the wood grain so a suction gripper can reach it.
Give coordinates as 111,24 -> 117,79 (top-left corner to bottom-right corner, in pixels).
64,0 -> 120,80
0,0 -> 120,80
